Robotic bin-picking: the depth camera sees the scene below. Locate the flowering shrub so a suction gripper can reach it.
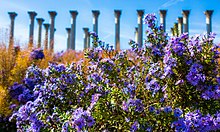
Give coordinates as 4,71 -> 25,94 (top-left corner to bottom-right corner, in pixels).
5,13 -> 220,131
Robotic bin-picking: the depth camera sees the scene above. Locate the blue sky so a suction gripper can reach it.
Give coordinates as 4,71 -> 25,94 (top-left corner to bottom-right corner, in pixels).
0,0 -> 220,52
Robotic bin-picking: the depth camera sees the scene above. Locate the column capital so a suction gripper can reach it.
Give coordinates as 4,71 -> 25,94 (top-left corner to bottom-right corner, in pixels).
159,10 -> 167,17
70,10 -> 78,19
36,18 -> 44,25
114,10 -> 122,18
135,27 -> 138,32
182,10 -> 190,17
43,23 -> 50,29
92,10 -> 100,18
48,11 -> 57,18
204,10 -> 213,17
83,27 -> 89,33
177,17 -> 183,24
137,10 -> 144,17
28,11 -> 37,19
8,12 -> 17,20
66,28 -> 71,33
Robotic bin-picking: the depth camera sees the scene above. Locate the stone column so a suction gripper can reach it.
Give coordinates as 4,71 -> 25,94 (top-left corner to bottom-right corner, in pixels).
114,10 -> 121,50
83,28 -> 89,49
204,10 -> 213,35
28,11 -> 37,48
92,10 -> 100,35
66,28 -> 71,50
182,10 -> 190,33
36,18 -> 44,48
159,10 -> 167,32
135,27 -> 138,43
48,11 -> 57,52
174,22 -> 178,36
177,17 -> 183,35
8,12 -> 17,48
137,10 -> 144,48
43,24 -> 50,50
70,10 -> 78,50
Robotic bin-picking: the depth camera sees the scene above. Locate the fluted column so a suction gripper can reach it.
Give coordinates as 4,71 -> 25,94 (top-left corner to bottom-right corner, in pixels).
114,10 -> 121,50
83,28 -> 89,49
177,17 -> 183,35
137,10 -> 144,48
43,24 -> 50,50
70,10 -> 78,50
182,10 -> 190,33
36,18 -> 44,48
8,12 -> 17,49
159,10 -> 167,32
92,10 -> 100,35
135,27 -> 138,43
28,11 -> 37,48
48,11 -> 57,52
66,28 -> 71,50
204,10 -> 213,35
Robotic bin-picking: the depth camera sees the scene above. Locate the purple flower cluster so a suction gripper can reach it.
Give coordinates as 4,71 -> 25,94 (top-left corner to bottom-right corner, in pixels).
122,98 -> 144,113
143,14 -> 156,28
9,101 -> 44,132
201,85 -> 220,100
186,63 -> 205,86
145,78 -> 160,95
169,36 -> 186,56
9,82 -> 34,104
69,108 -> 95,131
130,121 -> 140,132
172,110 -> 220,131
29,48 -> 45,60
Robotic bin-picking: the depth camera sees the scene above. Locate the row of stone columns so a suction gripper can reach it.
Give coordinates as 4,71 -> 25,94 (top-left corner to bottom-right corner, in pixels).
67,10 -> 100,50
172,10 -> 213,34
7,9 -> 215,51
8,11 -> 56,51
66,10 -> 145,50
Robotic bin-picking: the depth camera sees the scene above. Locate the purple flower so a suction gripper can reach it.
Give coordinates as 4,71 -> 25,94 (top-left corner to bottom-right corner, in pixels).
149,106 -> 155,113
122,98 -> 144,113
163,106 -> 172,113
186,63 -> 205,86
130,121 -> 139,132
146,79 -> 160,95
30,48 -> 45,60
174,108 -> 183,118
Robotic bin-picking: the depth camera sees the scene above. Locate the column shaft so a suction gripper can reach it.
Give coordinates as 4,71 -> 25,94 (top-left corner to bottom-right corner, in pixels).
182,10 -> 190,33
66,28 -> 71,50
92,10 -> 100,35
36,18 -> 44,48
43,24 -> 50,50
49,11 -> 57,52
204,10 -> 213,35
159,10 -> 167,32
114,10 -> 121,50
28,11 -> 37,48
70,10 -> 78,50
177,17 -> 183,35
8,12 -> 17,49
135,27 -> 138,43
137,10 -> 144,48
83,28 -> 89,49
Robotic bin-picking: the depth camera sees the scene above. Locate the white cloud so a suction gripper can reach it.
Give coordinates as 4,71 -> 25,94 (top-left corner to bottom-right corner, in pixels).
160,0 -> 184,8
